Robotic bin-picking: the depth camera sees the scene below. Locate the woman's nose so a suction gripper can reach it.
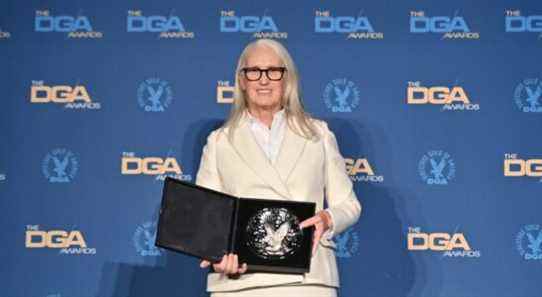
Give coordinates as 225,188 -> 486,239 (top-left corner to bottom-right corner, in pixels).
259,73 -> 270,85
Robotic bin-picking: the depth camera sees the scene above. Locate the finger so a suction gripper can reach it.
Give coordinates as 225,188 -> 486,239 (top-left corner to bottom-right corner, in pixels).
233,254 -> 239,273
309,220 -> 323,243
300,216 -> 321,229
313,224 -> 323,239
300,215 -> 320,228
319,211 -> 333,229
214,254 -> 227,272
238,263 -> 248,274
312,224 -> 323,255
226,253 -> 235,274
222,254 -> 230,274
200,260 -> 210,268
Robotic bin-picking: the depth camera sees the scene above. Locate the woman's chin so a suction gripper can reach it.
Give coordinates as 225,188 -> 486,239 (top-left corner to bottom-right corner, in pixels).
251,101 -> 281,110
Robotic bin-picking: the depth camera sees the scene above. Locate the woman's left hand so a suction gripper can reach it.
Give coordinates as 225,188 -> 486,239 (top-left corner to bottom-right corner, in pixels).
299,210 -> 333,256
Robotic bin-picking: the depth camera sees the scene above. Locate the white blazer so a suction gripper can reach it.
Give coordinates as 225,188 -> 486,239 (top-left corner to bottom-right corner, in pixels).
195,114 -> 362,292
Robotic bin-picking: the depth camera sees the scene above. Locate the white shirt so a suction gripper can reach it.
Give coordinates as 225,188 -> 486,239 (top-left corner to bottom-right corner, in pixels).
246,109 -> 286,164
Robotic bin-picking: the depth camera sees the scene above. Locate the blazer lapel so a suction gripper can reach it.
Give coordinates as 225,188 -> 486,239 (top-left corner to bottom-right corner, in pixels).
229,119 -> 292,199
274,120 -> 308,184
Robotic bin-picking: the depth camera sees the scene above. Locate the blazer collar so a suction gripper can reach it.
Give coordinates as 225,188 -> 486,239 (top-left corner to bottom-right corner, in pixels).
229,112 -> 308,200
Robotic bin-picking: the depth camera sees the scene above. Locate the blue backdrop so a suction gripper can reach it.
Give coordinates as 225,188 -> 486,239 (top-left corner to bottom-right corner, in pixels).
2,1 -> 542,296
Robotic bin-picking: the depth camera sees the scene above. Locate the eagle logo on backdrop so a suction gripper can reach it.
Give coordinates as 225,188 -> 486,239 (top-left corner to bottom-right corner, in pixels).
335,227 -> 360,258
324,78 -> 360,113
418,150 -> 456,185
42,148 -> 79,183
514,78 -> 542,113
0,27 -> 10,39
133,221 -> 161,257
516,224 -> 542,260
137,78 -> 173,112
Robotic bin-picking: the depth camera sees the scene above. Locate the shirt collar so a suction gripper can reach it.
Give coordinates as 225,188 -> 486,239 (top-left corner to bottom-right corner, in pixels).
246,109 -> 285,127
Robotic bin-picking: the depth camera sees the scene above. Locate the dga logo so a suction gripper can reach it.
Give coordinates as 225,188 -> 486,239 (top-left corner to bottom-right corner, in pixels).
25,225 -> 96,255
505,10 -> 542,38
127,10 -> 194,39
345,158 -> 384,183
42,148 -> 78,183
504,153 -> 542,181
217,80 -> 234,104
514,78 -> 542,113
335,228 -> 360,258
516,224 -> 542,260
134,221 -> 161,257
121,152 -> 192,181
323,78 -> 361,112
418,150 -> 456,185
137,78 -> 173,112
34,10 -> 103,38
30,80 -> 101,110
0,27 -> 11,39
314,10 -> 384,40
407,227 -> 481,258
407,81 -> 479,111
409,11 -> 479,39
219,10 -> 287,39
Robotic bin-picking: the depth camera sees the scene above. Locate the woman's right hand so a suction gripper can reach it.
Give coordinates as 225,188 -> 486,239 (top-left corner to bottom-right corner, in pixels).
200,253 -> 248,276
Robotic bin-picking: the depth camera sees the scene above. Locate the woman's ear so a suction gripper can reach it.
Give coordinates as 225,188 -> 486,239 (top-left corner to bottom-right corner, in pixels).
239,75 -> 246,91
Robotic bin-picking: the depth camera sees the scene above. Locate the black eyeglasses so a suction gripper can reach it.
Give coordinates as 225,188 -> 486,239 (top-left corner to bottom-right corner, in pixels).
241,67 -> 287,81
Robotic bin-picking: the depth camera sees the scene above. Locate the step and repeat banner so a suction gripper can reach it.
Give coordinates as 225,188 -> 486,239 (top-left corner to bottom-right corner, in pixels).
1,0 -> 541,296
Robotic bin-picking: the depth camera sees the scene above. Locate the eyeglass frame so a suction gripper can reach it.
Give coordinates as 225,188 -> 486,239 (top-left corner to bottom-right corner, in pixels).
240,66 -> 287,81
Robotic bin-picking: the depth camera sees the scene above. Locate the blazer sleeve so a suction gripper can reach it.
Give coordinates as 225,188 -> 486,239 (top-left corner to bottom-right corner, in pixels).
195,130 -> 224,192
321,122 -> 362,237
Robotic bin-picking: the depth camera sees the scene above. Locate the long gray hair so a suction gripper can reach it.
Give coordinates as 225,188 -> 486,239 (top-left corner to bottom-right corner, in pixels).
224,39 -> 318,141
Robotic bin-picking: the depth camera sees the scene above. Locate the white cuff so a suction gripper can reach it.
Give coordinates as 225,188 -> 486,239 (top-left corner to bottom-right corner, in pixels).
322,209 -> 336,240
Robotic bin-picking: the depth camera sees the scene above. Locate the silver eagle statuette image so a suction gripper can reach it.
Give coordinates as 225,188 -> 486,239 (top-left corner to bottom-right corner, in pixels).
263,221 -> 291,254
245,207 -> 303,260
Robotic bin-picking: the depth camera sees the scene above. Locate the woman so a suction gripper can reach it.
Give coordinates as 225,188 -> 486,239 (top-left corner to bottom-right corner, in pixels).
196,38 -> 361,297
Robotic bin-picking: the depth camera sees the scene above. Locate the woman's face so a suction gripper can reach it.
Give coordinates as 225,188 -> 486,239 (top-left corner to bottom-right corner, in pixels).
240,46 -> 285,113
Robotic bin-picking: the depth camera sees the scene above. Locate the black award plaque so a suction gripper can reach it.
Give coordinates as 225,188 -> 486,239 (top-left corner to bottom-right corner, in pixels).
155,177 -> 315,274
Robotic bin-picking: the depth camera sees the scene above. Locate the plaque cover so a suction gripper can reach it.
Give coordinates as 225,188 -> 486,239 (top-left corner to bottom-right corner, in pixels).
155,177 -> 315,274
